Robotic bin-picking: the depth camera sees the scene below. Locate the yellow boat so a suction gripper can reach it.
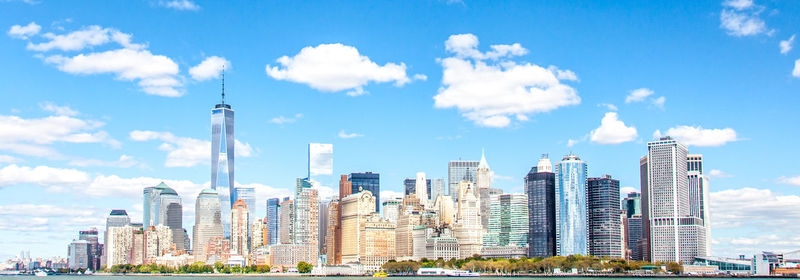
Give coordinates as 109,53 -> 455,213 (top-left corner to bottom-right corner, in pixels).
373,272 -> 388,277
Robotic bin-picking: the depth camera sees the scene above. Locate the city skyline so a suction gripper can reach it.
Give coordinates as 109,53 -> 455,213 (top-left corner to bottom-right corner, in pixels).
1,0 -> 800,262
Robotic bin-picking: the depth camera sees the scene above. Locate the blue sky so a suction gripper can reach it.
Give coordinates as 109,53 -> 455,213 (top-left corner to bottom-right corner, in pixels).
1,0 -> 800,260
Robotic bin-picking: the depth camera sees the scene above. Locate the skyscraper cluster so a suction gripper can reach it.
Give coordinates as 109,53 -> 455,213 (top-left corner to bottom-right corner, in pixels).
64,80 -> 712,271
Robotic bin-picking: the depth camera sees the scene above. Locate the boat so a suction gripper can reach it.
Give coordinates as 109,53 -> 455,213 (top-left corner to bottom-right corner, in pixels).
373,272 -> 388,277
447,270 -> 479,277
34,271 -> 47,277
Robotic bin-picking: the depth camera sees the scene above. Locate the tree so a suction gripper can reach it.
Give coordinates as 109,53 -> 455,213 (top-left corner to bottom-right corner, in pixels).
666,262 -> 683,275
297,261 -> 313,273
214,262 -> 225,273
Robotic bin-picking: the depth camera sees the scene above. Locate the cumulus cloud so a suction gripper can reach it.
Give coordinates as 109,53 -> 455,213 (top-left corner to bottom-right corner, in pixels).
10,23 -> 185,96
7,22 -> 40,39
625,88 -> 654,103
719,0 -> 768,37
620,186 -> 638,195
269,113 -> 303,125
0,155 -> 20,163
651,96 -> 666,109
566,139 -> 580,147
67,154 -> 141,168
266,43 -> 416,95
597,103 -> 618,111
793,59 -> 800,78
653,125 -> 738,147
189,56 -> 230,81
589,112 -> 638,144
0,164 -> 90,189
708,169 -> 734,178
780,35 -> 795,54
778,176 -> 800,187
380,190 -> 404,203
434,33 -> 580,128
160,0 -> 200,11
45,49 -> 182,97
130,130 -> 253,167
337,130 -> 363,139
0,114 -> 120,158
39,102 -> 79,116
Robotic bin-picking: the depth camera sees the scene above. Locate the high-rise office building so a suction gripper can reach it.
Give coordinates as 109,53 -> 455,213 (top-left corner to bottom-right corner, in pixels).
627,214 -> 643,260
104,209 -> 130,266
448,160 -> 479,202
525,155 -> 556,258
453,181 -> 483,259
157,187 -> 184,251
687,154 -> 712,256
483,193 -> 529,249
251,218 -> 266,251
78,228 -> 100,271
641,137 -> 707,263
231,199 -> 249,257
476,151 -> 501,231
340,190 -> 377,264
404,178 -> 432,199
193,189 -> 223,262
325,198 -> 339,264
622,192 -> 642,218
279,199 -> 295,244
235,187 -> 256,227
430,178 -> 446,201
318,200 -> 329,257
68,240 -> 89,270
555,154 -> 588,256
381,198 -> 402,223
415,172 -> 428,208
349,172 -> 380,211
211,78 -> 235,237
266,198 -> 280,245
331,175 -> 352,265
293,187 -> 319,264
144,225 -> 173,263
587,175 -> 623,258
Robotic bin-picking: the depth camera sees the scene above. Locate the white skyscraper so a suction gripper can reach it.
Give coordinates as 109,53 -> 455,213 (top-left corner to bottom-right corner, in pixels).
193,189 -> 223,262
642,137 -> 707,263
415,172 -> 428,209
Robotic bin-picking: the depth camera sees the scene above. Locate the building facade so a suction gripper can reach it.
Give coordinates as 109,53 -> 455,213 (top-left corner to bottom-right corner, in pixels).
211,95 -> 235,237
453,181 -> 483,259
555,154 -> 588,256
483,193 -> 529,249
448,160 -> 479,203
230,199 -> 249,258
349,172 -> 380,211
587,175 -> 623,258
525,155 -> 557,258
340,191 -> 377,264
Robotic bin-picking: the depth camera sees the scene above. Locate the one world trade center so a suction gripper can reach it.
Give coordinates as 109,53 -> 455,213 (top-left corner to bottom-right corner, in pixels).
211,72 -> 234,237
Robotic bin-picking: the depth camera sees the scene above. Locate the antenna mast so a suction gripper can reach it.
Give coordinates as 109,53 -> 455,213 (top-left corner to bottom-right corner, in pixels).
221,65 -> 225,105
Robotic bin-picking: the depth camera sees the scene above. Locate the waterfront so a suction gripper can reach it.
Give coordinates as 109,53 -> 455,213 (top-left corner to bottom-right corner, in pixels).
0,277 -> 791,280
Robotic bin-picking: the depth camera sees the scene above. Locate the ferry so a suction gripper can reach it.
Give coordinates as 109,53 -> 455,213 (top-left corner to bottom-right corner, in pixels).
34,271 -> 47,277
372,272 -> 388,277
447,270 -> 479,277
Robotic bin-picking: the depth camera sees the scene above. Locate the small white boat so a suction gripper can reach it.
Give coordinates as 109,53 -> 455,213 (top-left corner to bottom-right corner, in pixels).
34,271 -> 47,277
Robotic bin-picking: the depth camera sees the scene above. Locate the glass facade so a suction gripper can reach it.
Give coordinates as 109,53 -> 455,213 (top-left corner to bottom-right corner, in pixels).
349,172 -> 380,211
587,175 -> 622,258
211,104 -> 235,237
555,154 -> 588,256
235,187 -> 256,227
623,192 -> 641,218
194,189 -> 223,262
448,161 -> 479,202
266,198 -> 280,245
483,193 -> 529,248
525,163 -> 556,258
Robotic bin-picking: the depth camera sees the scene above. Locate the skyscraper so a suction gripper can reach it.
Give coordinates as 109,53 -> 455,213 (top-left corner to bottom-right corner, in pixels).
587,175 -> 623,258
293,187 -> 319,264
483,193 -> 529,249
641,137 -> 707,263
78,228 -> 100,271
211,76 -> 235,237
325,198 -> 340,265
235,187 -> 256,228
143,182 -> 177,227
279,198 -> 295,244
453,181 -> 483,259
555,154 -> 588,256
231,199 -> 249,257
622,192 -> 642,218
265,198 -> 280,245
688,154 -> 712,256
415,172 -> 428,208
404,177 -> 431,199
154,185 -> 184,251
104,209 -> 130,266
448,160 -> 479,202
430,178 -> 446,202
68,240 -> 89,270
476,151 -> 502,231
193,189 -> 223,262
349,172 -> 380,211
622,192 -> 643,260
340,190 -> 377,264
525,155 -> 556,258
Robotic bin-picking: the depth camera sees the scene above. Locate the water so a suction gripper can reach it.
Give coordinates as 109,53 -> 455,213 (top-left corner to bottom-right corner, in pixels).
0,277 -> 781,280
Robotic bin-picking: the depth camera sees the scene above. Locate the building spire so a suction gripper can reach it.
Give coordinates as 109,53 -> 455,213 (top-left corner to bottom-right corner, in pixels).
478,148 -> 489,169
221,65 -> 225,105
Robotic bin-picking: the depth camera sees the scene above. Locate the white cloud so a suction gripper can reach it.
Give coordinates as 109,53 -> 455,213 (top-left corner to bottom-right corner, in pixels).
309,143 -> 333,176
780,35 -> 795,54
269,113 -> 303,125
653,125 -> 738,147
87,175 -> 204,199
39,102 -> 79,116
238,182 -> 293,212
160,0 -> 200,11
67,154 -> 141,168
711,187 -> 800,233
434,33 -> 580,128
337,130 -> 364,139
708,169 -> 734,178
380,190 -> 404,203
620,187 -> 638,195
26,25 -> 144,52
597,103 -> 618,111
130,130 -> 253,167
651,96 -> 666,109
778,176 -> 800,187
0,204 -> 95,217
547,66 -> 579,81
625,88 -> 654,103
189,56 -> 230,81
45,49 -> 182,97
566,139 -> 579,147
719,0 -> 768,37
0,155 -> 20,163
266,43 -> 415,95
589,112 -> 638,144
0,114 -> 119,157
793,59 -> 800,78
0,164 -> 90,189
7,22 -> 40,39
413,74 -> 428,81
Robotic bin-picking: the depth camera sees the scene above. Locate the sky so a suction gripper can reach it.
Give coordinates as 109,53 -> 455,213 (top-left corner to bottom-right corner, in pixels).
1,0 -> 800,260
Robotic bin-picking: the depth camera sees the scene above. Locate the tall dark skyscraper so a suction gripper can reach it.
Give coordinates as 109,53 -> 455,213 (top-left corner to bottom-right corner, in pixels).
211,72 -> 235,237
622,192 -> 643,260
587,175 -> 622,258
78,228 -> 100,271
266,198 -> 280,245
524,155 -> 556,258
403,178 -> 431,198
349,172 -> 380,211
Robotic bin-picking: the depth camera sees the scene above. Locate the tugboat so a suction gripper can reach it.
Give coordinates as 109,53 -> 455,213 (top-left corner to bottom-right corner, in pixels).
373,272 -> 388,277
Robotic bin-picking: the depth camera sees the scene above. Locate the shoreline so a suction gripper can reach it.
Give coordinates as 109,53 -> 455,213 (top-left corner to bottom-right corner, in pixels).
76,273 -> 797,278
